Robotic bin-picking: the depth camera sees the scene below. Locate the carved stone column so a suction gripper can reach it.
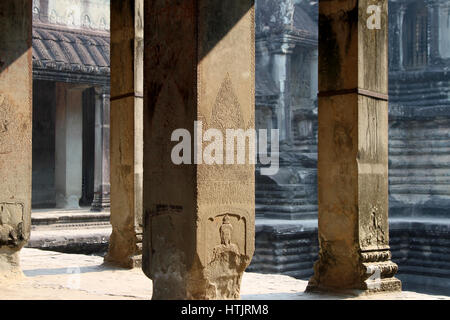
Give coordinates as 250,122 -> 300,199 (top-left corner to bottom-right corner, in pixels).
307,0 -> 401,293
105,0 -> 144,268
142,0 -> 255,300
0,0 -> 32,278
91,86 -> 111,211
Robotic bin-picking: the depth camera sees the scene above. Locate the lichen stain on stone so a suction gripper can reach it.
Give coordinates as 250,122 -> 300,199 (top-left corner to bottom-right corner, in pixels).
151,234 -> 187,300
319,13 -> 340,89
342,3 -> 358,53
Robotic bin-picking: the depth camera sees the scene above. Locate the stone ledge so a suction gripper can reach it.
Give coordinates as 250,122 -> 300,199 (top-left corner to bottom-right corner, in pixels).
26,226 -> 111,255
31,208 -> 110,227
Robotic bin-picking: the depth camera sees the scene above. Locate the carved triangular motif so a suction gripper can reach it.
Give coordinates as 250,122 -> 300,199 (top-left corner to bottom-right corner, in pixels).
211,74 -> 245,130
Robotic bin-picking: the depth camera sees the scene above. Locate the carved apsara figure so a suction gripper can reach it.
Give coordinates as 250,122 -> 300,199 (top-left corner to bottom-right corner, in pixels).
207,214 -> 243,299
211,215 -> 239,262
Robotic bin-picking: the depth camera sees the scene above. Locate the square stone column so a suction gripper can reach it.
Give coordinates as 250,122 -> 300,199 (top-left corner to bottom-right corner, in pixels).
142,0 -> 255,300
91,86 -> 111,211
55,84 -> 84,210
106,0 -> 144,268
0,0 -> 32,278
307,0 -> 401,293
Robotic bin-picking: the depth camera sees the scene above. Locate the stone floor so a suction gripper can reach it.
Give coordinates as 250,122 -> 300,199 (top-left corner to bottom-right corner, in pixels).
0,248 -> 448,300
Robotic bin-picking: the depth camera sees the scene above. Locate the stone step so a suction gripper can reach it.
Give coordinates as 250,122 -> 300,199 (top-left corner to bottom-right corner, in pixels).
26,225 -> 111,255
31,208 -> 110,227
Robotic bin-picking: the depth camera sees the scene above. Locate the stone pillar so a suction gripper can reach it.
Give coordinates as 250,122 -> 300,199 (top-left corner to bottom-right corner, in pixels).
55,84 -> 84,210
398,4 -> 406,70
91,86 -> 111,211
310,49 -> 319,99
0,0 -> 32,278
272,52 -> 292,142
142,0 -> 255,300
307,0 -> 401,293
106,0 -> 144,268
426,0 -> 440,65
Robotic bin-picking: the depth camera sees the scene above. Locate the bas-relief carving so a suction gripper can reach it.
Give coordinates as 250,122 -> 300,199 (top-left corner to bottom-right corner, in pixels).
205,214 -> 248,299
0,203 -> 25,246
362,205 -> 386,247
199,74 -> 254,163
210,74 -> 246,131
360,200 -> 389,250
0,94 -> 16,155
197,74 -> 255,200
44,0 -> 110,31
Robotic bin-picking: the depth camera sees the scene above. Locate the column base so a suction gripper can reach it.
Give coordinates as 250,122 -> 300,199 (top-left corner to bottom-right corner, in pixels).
91,193 -> 110,212
104,227 -> 141,269
306,250 -> 402,294
55,195 -> 81,210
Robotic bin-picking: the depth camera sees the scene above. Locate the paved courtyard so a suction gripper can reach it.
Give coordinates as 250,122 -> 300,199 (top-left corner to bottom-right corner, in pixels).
0,249 -> 447,300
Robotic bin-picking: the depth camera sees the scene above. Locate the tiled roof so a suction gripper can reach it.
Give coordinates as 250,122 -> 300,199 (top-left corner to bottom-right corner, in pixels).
32,23 -> 110,76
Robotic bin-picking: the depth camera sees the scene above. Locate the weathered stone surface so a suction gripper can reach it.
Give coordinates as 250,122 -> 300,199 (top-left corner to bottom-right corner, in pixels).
0,0 -> 32,277
106,0 -> 144,268
306,0 -> 401,293
142,0 -> 255,299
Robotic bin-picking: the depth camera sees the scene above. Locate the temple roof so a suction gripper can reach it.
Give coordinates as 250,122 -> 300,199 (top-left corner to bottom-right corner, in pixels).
256,1 -> 318,44
32,23 -> 110,78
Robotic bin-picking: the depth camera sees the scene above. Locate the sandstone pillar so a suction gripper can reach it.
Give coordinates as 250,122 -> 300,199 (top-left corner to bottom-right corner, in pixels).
55,84 -> 83,210
142,0 -> 255,299
273,53 -> 292,142
91,86 -> 111,211
307,0 -> 401,293
0,0 -> 32,278
106,0 -> 144,268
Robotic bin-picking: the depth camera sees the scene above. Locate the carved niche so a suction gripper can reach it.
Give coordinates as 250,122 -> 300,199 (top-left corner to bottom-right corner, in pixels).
205,213 -> 248,299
